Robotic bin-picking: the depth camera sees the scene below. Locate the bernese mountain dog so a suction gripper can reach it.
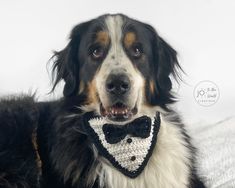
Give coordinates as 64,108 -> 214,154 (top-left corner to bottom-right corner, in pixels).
0,14 -> 206,188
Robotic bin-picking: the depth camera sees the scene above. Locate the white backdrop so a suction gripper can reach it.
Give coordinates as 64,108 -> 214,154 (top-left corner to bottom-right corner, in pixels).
0,0 -> 235,123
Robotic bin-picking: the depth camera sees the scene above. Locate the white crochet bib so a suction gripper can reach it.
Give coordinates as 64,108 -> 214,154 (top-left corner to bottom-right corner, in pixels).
83,113 -> 160,178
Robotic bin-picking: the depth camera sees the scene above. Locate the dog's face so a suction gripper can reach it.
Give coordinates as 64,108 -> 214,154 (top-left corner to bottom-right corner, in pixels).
52,14 -> 180,122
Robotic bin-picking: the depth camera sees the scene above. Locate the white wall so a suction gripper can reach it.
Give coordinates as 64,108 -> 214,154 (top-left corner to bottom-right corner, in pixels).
0,0 -> 235,123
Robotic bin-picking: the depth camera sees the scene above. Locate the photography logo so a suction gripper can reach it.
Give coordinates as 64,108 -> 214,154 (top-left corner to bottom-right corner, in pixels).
194,80 -> 219,107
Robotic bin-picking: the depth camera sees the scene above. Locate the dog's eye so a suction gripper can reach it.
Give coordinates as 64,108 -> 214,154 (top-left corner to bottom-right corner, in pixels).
91,46 -> 104,60
131,44 -> 143,58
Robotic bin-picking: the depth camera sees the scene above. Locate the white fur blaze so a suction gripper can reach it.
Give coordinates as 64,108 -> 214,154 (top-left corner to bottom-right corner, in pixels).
95,15 -> 144,114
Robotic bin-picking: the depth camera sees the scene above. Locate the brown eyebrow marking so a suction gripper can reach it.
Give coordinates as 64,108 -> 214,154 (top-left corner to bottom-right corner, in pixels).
96,31 -> 109,46
124,32 -> 136,48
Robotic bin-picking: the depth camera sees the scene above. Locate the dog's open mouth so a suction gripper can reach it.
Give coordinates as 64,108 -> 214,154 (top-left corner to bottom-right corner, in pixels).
100,102 -> 138,121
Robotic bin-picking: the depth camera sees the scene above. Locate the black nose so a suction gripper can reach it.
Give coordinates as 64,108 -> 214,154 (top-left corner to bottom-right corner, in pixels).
106,74 -> 131,95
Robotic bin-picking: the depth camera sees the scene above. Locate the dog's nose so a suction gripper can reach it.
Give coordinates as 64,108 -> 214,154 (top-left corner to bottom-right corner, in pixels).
106,74 -> 130,95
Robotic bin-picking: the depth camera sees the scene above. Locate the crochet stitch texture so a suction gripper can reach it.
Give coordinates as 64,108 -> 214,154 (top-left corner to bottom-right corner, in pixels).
83,112 -> 161,178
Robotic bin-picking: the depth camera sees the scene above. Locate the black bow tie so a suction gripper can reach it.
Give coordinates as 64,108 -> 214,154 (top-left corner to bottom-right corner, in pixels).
102,116 -> 152,144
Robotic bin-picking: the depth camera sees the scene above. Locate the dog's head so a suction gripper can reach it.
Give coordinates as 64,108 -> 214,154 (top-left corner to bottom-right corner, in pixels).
52,14 -> 181,122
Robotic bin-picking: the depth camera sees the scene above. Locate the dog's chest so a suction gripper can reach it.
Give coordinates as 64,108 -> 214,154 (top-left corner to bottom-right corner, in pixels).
95,119 -> 191,188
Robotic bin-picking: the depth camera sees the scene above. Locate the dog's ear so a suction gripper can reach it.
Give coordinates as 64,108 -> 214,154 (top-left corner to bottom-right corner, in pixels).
146,25 -> 182,108
51,22 -> 89,97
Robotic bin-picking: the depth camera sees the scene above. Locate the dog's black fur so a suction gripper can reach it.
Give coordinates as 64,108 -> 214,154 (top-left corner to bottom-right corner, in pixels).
0,14 -> 206,188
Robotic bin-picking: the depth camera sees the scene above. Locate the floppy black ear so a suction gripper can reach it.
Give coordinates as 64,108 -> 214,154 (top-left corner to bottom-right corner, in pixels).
146,25 -> 182,108
51,22 -> 89,97
156,36 -> 180,93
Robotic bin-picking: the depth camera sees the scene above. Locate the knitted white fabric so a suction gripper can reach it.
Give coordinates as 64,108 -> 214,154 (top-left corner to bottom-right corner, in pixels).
88,114 -> 157,173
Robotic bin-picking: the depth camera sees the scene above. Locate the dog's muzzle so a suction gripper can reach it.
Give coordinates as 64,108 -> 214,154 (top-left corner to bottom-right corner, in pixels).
100,73 -> 137,121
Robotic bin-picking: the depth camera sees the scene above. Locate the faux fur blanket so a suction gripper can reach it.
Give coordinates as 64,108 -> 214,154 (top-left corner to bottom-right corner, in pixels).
189,116 -> 235,188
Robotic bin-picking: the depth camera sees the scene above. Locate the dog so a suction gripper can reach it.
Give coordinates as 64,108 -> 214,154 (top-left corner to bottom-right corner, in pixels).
0,14 -> 206,188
